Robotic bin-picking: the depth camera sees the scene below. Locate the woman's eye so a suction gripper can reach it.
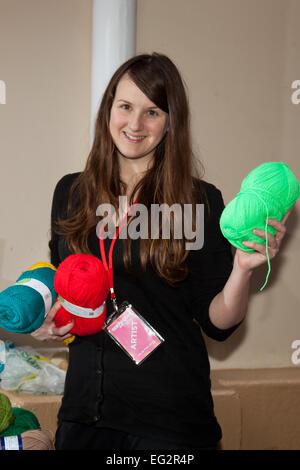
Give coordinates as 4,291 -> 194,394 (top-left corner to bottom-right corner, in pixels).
120,104 -> 131,110
148,110 -> 158,116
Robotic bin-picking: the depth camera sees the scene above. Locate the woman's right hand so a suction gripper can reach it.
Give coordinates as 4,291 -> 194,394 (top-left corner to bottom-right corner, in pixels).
30,301 -> 74,342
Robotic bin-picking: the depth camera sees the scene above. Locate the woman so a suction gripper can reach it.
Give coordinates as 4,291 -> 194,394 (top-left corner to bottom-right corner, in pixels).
32,53 -> 291,450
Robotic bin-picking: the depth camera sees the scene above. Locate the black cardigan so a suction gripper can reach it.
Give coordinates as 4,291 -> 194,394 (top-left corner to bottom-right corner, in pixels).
49,173 -> 240,448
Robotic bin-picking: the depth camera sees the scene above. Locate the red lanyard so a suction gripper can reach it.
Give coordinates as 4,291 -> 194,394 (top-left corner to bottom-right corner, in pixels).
99,200 -> 137,310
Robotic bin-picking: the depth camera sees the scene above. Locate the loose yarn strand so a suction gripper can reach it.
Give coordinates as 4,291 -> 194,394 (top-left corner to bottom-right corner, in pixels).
249,190 -> 271,291
260,208 -> 271,291
238,189 -> 271,291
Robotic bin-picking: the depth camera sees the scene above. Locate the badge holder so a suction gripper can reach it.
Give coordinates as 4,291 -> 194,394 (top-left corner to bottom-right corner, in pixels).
105,301 -> 164,365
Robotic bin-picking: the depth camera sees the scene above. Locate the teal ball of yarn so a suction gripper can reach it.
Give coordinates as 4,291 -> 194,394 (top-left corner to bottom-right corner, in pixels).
220,162 -> 299,252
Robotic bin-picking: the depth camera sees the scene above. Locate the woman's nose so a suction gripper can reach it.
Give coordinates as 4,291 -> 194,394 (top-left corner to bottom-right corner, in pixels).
128,112 -> 143,132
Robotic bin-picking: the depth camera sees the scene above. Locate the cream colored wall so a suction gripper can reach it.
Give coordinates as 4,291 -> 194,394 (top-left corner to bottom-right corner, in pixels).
0,0 -> 92,345
136,0 -> 300,369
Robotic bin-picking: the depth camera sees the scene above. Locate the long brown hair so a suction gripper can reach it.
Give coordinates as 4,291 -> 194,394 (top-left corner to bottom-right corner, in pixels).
54,53 -> 206,285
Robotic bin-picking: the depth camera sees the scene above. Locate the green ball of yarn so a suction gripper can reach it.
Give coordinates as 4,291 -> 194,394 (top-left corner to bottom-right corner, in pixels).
220,162 -> 299,289
220,162 -> 299,251
0,393 -> 15,434
0,406 -> 40,437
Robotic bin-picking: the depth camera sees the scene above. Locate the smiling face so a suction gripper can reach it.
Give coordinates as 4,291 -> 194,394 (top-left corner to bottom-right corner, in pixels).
109,74 -> 169,163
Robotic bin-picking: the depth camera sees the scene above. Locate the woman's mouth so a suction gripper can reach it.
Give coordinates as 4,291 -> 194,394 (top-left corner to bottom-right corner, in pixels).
123,131 -> 146,143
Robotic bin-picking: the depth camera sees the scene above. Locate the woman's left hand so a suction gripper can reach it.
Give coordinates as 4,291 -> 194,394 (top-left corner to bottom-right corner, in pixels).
234,207 -> 294,272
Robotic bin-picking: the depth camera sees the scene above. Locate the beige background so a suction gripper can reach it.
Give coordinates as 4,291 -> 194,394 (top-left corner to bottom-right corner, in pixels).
0,0 -> 299,370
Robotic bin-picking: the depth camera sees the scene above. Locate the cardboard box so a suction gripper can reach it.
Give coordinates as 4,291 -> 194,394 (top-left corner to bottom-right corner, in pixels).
0,389 -> 62,442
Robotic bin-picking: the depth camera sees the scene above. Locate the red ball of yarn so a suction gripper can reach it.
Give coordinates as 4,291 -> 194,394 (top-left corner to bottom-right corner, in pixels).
54,254 -> 109,336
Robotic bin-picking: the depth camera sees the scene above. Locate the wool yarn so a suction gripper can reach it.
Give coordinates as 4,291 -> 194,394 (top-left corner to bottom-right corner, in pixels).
0,262 -> 57,333
0,394 -> 54,450
0,430 -> 54,450
19,429 -> 54,450
0,393 -> 15,434
54,254 -> 109,336
220,162 -> 299,289
0,406 -> 40,438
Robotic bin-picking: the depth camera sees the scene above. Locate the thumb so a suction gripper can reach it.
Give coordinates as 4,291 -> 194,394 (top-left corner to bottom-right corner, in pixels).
46,300 -> 61,321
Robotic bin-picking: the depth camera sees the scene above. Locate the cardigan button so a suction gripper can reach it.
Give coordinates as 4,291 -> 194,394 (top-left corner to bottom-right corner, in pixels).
96,369 -> 102,375
93,416 -> 99,422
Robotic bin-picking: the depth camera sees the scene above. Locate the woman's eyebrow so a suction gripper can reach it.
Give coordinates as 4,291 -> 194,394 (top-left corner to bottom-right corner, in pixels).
116,99 -> 159,109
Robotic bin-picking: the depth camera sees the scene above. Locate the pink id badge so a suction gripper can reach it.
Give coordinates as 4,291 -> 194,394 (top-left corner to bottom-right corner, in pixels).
105,301 -> 164,365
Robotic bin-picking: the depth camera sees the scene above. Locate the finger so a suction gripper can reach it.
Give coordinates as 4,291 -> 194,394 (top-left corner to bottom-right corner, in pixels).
281,206 -> 294,224
50,332 -> 73,342
265,219 -> 287,244
243,240 -> 265,253
243,240 -> 277,257
266,205 -> 294,231
45,301 -> 61,322
52,321 -> 74,337
253,229 -> 278,249
60,333 -> 74,342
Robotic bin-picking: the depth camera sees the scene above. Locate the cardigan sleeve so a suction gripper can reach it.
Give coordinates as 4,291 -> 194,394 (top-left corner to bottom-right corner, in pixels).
48,173 -> 81,268
188,182 -> 241,341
